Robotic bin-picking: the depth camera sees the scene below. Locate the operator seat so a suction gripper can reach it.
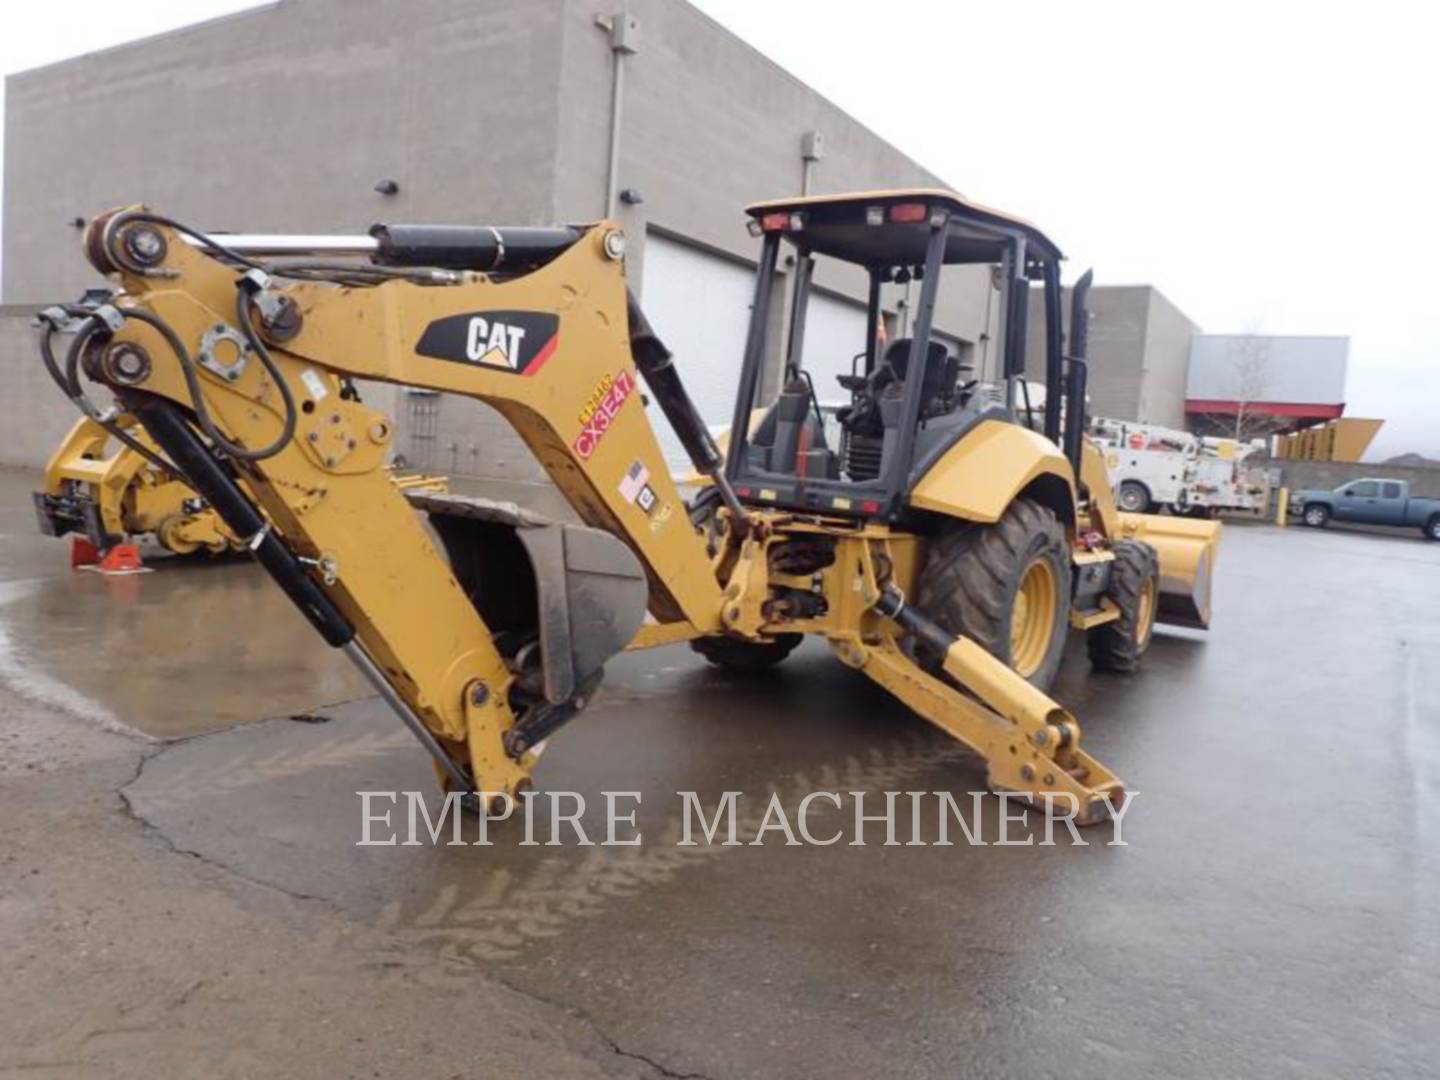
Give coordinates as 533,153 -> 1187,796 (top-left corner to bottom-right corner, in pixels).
842,338 -> 957,438
883,338 -> 959,420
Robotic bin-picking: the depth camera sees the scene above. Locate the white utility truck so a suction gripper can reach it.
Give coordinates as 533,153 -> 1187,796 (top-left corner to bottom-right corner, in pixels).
1090,418 -> 1270,517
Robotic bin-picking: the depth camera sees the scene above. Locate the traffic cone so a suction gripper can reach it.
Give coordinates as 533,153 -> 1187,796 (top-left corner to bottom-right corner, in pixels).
95,544 -> 146,575
70,537 -> 101,568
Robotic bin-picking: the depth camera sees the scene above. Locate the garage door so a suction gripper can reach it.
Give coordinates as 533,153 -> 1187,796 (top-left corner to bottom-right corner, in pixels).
640,233 -> 756,472
800,291 -> 870,407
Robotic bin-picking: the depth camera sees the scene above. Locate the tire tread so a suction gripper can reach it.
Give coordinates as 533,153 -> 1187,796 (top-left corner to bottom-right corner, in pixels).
914,498 -> 1072,690
1086,540 -> 1159,673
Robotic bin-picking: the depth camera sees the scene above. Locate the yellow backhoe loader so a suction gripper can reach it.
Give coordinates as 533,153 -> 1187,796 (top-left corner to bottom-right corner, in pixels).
35,414 -> 446,556
36,414 -> 243,554
37,191 -> 1217,824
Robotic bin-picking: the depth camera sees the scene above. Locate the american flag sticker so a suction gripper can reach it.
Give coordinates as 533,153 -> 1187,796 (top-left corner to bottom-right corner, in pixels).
618,460 -> 651,504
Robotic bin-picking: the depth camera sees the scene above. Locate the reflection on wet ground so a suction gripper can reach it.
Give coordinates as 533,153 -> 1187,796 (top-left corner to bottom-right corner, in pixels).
0,470 -> 569,739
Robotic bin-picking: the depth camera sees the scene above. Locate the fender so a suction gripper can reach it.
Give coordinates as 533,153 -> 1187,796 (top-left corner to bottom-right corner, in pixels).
908,419 -> 1076,526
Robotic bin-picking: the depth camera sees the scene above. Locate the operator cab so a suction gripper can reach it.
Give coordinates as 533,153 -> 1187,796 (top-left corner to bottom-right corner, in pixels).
725,190 -> 1078,521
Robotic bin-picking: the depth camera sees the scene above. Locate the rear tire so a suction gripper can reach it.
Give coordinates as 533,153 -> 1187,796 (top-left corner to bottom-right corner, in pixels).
1302,503 -> 1330,528
1087,541 -> 1160,673
691,633 -> 802,672
1117,481 -> 1153,513
1424,515 -> 1440,542
915,498 -> 1072,693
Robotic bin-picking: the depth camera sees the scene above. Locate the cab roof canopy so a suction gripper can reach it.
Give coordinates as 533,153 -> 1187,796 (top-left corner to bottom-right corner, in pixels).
744,188 -> 1062,268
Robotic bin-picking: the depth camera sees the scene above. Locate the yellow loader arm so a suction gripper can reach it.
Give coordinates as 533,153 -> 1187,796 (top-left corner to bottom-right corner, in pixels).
39,207 -> 1129,822
1078,438 -> 1220,630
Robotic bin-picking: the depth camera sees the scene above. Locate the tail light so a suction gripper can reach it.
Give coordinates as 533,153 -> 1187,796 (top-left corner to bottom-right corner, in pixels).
760,211 -> 806,232
889,203 -> 928,223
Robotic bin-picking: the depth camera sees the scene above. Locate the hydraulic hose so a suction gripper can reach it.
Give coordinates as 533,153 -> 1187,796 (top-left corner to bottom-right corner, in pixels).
120,301 -> 297,462
128,395 -> 352,647
99,209 -> 265,275
42,313 -> 173,471
130,394 -> 477,795
625,290 -> 748,526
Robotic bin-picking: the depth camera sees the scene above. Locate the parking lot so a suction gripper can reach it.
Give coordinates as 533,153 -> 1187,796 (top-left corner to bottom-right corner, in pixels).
1,465 -> 1436,1078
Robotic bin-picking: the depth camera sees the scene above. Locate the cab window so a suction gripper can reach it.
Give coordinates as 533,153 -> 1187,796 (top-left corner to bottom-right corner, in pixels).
1381,482 -> 1402,499
1348,481 -> 1379,497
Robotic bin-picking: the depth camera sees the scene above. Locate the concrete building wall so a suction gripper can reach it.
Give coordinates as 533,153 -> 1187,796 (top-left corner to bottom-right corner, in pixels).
550,0 -> 991,391
1188,335 -> 1349,405
1136,287 -> 1199,428
1,0 -> 993,478
2,0 -> 568,304
552,0 -> 987,336
0,307 -> 85,471
1024,284 -> 1197,427
1084,286 -> 1151,421
2,0 -> 575,479
1026,285 -> 1147,420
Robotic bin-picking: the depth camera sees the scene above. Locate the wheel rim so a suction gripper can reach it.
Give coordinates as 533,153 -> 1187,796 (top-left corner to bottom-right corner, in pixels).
1010,558 -> 1058,677
1136,576 -> 1158,648
1306,508 -> 1323,525
158,517 -> 199,555
1120,486 -> 1144,512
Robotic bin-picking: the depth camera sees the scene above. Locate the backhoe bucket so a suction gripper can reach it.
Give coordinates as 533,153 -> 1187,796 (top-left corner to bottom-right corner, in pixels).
408,492 -> 649,705
1117,512 -> 1220,630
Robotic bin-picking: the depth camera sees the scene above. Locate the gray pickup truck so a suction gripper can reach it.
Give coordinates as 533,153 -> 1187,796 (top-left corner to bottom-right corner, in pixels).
1292,478 -> 1440,540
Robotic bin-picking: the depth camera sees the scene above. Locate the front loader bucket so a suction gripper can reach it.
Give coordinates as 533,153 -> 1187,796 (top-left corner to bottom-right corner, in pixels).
1117,512 -> 1221,630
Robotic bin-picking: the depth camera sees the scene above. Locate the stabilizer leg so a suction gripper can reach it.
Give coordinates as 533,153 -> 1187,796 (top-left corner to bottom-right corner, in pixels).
835,587 -> 1125,825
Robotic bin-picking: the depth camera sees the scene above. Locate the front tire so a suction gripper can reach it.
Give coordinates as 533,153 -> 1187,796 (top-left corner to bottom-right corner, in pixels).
1117,481 -> 1153,513
691,633 -> 802,672
1087,541 -> 1160,673
915,498 -> 1072,692
1302,503 -> 1331,528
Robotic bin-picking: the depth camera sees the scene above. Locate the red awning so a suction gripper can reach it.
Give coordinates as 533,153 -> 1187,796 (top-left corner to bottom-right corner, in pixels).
1184,399 -> 1344,419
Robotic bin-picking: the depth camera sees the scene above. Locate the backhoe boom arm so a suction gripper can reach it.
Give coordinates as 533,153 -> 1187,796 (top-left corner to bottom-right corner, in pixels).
64,209 -> 726,801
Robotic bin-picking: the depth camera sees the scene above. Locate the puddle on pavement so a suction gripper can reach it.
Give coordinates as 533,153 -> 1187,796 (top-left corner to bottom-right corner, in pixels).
0,553 -> 368,739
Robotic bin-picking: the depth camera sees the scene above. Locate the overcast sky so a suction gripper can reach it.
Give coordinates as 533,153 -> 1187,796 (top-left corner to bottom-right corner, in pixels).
3,1 -> 1435,458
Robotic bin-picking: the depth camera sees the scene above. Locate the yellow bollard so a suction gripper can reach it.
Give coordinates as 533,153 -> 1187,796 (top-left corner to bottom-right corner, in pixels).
1275,487 -> 1289,527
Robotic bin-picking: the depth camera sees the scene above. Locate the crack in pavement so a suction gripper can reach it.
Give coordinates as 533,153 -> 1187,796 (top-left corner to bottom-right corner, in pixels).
111,739 -> 712,1080
477,963 -> 716,1080
116,747 -> 342,910
595,1032 -> 715,1080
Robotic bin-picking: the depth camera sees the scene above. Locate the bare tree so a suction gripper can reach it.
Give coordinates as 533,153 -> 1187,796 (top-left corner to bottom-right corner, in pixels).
1224,329 -> 1284,444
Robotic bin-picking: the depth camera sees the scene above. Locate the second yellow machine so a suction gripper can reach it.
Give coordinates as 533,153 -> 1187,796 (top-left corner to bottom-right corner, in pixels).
42,191 -> 1218,824
35,415 -> 446,556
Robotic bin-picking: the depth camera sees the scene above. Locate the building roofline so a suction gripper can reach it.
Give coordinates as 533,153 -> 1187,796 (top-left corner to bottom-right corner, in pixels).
1193,333 -> 1350,343
677,1 -> 965,195
5,2 -> 282,82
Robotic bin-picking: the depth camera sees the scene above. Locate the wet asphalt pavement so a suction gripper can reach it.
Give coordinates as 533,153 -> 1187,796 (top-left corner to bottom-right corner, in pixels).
2,467 -> 1438,1077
